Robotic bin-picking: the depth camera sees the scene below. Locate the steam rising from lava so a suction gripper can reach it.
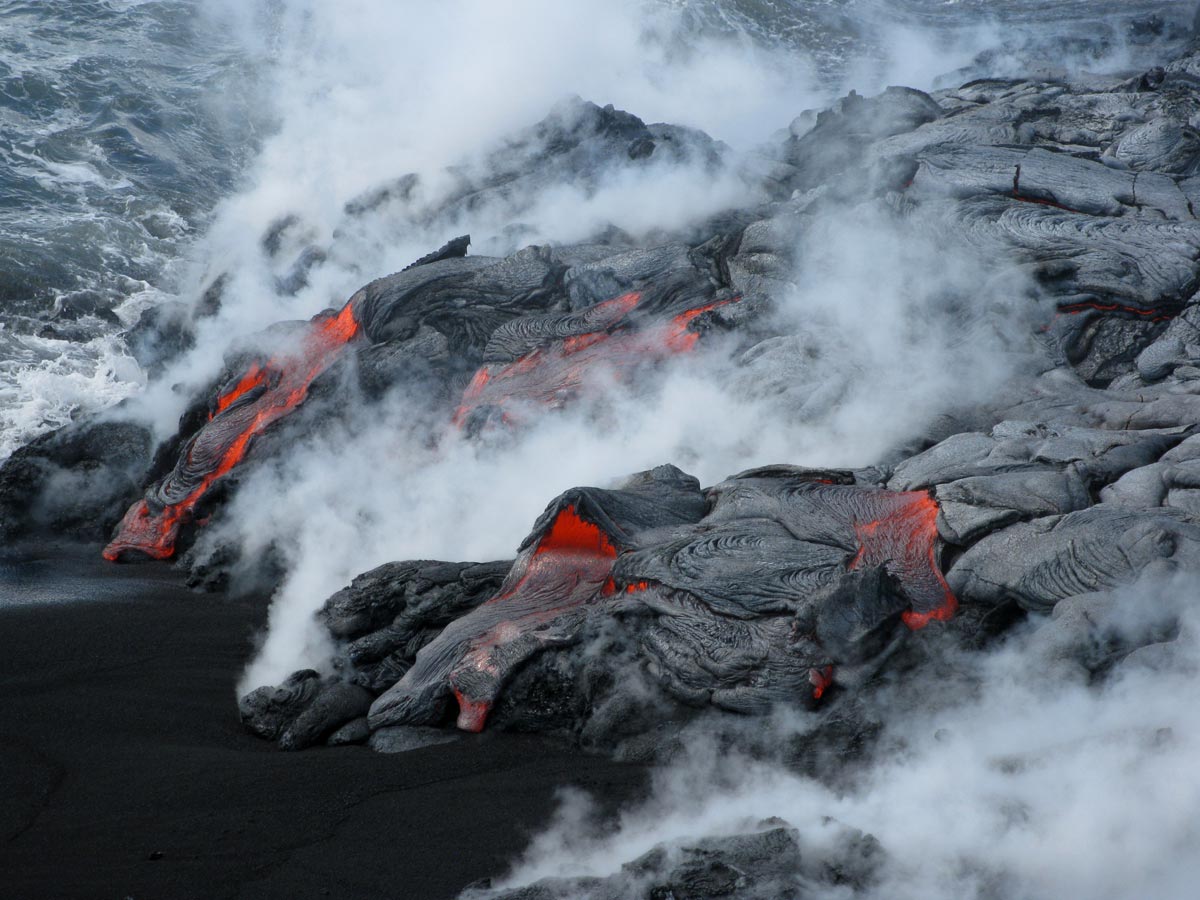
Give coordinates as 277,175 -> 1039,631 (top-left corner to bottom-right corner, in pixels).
496,571 -> 1200,900
216,187 -> 1030,696
131,0 -> 1022,444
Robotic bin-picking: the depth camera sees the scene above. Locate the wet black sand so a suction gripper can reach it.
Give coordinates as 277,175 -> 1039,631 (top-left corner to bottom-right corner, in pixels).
0,545 -> 648,900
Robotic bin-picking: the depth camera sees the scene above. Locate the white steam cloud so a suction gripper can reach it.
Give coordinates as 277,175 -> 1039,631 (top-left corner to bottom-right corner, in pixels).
226,193 -> 1035,692
132,0 -> 824,439
498,571 -> 1200,899
127,0 -> 1021,438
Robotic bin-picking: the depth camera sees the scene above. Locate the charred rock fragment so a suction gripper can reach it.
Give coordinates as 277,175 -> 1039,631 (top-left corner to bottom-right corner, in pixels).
0,418 -> 152,544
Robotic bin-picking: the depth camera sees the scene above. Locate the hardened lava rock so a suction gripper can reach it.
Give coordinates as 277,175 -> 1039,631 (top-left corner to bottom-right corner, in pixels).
462,819 -> 884,900
10,30 -> 1200,560
245,462 -> 967,751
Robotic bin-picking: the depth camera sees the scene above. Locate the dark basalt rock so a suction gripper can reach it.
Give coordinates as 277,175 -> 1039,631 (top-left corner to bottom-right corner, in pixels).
1026,588 -> 1182,682
464,820 -> 883,900
365,465 -> 709,732
948,506 -> 1200,613
227,27 -> 1200,751
326,716 -> 370,746
321,558 -> 512,641
238,669 -> 322,741
778,85 -> 944,196
53,289 -> 122,325
244,461 -> 959,756
0,418 -> 152,543
368,725 -> 461,754
125,300 -> 196,376
277,681 -> 374,751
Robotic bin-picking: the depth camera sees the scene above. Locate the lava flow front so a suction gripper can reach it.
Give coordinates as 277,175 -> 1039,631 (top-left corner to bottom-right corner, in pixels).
449,504 -> 619,731
370,503 -> 623,734
103,303 -> 361,561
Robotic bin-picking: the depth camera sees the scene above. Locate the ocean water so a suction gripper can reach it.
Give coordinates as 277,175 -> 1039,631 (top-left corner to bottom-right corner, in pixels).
0,0 -> 1190,459
0,0 -> 265,457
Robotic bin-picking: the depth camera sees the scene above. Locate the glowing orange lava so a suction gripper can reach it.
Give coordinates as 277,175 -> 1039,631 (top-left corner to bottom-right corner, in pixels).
847,491 -> 956,630
809,665 -> 834,700
448,504 -> 620,731
103,302 -> 361,561
663,297 -> 738,352
453,292 -> 740,427
535,503 -> 618,559
211,363 -> 266,418
1012,193 -> 1076,212
451,689 -> 492,733
1055,300 -> 1176,322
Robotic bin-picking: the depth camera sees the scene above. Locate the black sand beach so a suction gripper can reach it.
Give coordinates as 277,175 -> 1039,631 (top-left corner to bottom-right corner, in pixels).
0,546 -> 648,900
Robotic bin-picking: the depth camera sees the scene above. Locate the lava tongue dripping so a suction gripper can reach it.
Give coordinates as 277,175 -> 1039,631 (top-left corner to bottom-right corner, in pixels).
369,503 -> 620,733
103,303 -> 361,561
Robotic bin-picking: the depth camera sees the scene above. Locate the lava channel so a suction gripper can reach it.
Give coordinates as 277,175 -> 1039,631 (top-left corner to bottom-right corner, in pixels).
103,302 -> 361,561
846,490 -> 956,630
453,293 -> 740,428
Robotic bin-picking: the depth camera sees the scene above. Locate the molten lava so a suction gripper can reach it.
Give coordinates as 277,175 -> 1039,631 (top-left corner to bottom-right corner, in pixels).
446,504 -> 620,731
453,293 -> 740,428
212,363 -> 266,418
1054,300 -> 1177,323
103,302 -> 362,561
809,665 -> 834,700
846,490 -> 956,630
1038,299 -> 1179,336
664,299 -> 737,352
1012,193 -> 1077,212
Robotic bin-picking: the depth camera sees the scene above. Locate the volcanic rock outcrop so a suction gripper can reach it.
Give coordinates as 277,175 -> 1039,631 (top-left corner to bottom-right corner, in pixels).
3,11 -> 1200,793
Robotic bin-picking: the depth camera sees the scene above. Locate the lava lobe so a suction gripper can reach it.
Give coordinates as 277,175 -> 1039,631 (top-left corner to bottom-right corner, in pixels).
103,302 -> 361,561
364,465 -> 958,736
454,292 -> 740,431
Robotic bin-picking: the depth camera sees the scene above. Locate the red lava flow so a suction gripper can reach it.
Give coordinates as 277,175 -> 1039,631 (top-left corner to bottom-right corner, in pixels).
103,303 -> 361,561
449,504 -> 619,731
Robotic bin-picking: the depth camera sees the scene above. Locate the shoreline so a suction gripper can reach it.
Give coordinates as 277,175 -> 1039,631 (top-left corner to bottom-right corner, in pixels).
0,546 -> 648,900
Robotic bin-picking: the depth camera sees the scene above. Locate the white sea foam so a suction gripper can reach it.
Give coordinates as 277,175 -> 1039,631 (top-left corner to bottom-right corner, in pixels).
0,328 -> 145,460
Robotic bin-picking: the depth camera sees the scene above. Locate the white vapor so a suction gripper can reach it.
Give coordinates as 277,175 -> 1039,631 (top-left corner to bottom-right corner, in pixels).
498,572 -> 1200,899
227,187 -> 1035,692
123,0 -> 1024,438
105,4 -> 1197,898
128,0 -> 824,440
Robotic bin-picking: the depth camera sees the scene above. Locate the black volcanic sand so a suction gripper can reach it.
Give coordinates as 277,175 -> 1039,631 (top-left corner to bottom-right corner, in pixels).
0,545 -> 648,900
